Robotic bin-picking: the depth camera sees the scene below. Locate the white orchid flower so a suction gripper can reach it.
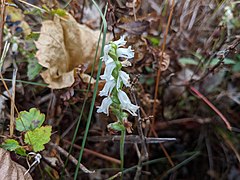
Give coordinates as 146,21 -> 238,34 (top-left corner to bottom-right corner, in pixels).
97,96 -> 112,116
102,45 -> 111,62
99,79 -> 116,97
117,70 -> 130,89
113,36 -> 127,47
117,46 -> 134,59
118,90 -> 139,116
100,58 -> 116,81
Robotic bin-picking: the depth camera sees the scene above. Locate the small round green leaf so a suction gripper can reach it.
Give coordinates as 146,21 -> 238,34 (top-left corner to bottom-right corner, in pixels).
16,108 -> 45,132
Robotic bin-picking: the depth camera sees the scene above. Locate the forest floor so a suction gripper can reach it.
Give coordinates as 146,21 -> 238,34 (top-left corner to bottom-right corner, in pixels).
0,0 -> 240,179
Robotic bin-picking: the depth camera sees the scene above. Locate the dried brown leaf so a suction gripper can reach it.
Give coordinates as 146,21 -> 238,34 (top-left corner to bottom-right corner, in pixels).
149,47 -> 170,72
118,20 -> 150,35
0,148 -> 32,180
35,13 -> 104,89
159,51 -> 170,71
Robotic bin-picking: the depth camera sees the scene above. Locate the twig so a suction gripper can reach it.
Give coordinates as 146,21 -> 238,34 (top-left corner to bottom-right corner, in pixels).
12,0 -> 40,23
151,0 -> 176,169
152,0 -> 175,133
49,142 -> 95,174
0,0 -> 6,55
17,0 -> 46,12
194,36 -> 240,83
62,139 -> 121,165
190,86 -> 231,130
130,88 -> 148,179
84,135 -> 176,144
10,66 -> 17,137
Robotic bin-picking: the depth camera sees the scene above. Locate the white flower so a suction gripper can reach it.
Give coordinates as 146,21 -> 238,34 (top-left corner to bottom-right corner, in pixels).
100,57 -> 116,81
118,90 -> 139,116
97,96 -> 112,116
117,70 -> 130,89
117,46 -> 134,59
102,45 -> 111,62
113,36 -> 126,47
99,79 -> 116,97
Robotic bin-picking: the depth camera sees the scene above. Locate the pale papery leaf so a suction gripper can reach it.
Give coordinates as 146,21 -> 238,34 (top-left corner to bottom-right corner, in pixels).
0,148 -> 33,180
35,13 -> 105,89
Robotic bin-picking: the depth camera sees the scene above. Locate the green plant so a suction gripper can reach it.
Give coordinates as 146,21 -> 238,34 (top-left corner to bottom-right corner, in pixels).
1,108 -> 52,155
97,36 -> 139,178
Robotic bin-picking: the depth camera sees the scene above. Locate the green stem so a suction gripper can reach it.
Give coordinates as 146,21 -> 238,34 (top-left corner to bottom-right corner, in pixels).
120,129 -> 126,179
72,1 -> 107,179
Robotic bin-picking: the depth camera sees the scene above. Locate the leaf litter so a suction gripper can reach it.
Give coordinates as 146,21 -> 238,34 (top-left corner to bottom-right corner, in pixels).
0,0 -> 240,179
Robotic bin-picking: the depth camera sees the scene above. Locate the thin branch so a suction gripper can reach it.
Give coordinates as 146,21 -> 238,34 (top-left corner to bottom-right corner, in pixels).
152,0 -> 175,133
49,142 -> 95,174
62,139 -> 121,165
0,0 -> 6,55
84,135 -> 176,144
190,86 -> 231,130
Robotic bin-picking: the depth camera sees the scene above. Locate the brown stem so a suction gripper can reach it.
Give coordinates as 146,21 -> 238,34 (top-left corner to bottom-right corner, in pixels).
152,0 -> 175,134
0,0 -> 6,55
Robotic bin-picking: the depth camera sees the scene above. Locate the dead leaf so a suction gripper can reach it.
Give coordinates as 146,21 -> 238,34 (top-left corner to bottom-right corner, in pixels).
118,20 -> 150,35
35,13 -> 104,89
149,47 -> 170,71
0,148 -> 32,180
159,51 -> 170,71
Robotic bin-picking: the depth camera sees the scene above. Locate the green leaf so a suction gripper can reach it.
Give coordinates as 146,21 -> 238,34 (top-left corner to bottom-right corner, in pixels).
15,147 -> 27,156
16,108 -> 45,132
145,66 -> 154,73
1,139 -> 20,151
1,139 -> 27,156
27,57 -> 42,80
209,58 -> 235,66
26,32 -> 40,41
233,61 -> 240,72
179,58 -> 198,66
146,77 -> 155,86
51,8 -> 67,17
146,36 -> 159,46
107,122 -> 125,132
24,126 -> 52,152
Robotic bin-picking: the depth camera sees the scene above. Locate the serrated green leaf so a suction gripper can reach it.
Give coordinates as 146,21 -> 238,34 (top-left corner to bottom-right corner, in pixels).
24,126 -> 52,152
1,139 -> 20,151
16,108 -> 45,132
1,139 -> 27,156
179,58 -> 198,66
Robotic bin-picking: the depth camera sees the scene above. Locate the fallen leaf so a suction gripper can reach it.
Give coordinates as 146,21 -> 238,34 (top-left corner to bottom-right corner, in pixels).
159,51 -> 170,71
118,20 -> 150,35
35,13 -> 104,89
0,148 -> 32,180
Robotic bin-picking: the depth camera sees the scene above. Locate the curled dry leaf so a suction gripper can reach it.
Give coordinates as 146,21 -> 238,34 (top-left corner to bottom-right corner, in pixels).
159,51 -> 170,71
149,47 -> 170,71
0,148 -> 33,180
35,13 -> 103,89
